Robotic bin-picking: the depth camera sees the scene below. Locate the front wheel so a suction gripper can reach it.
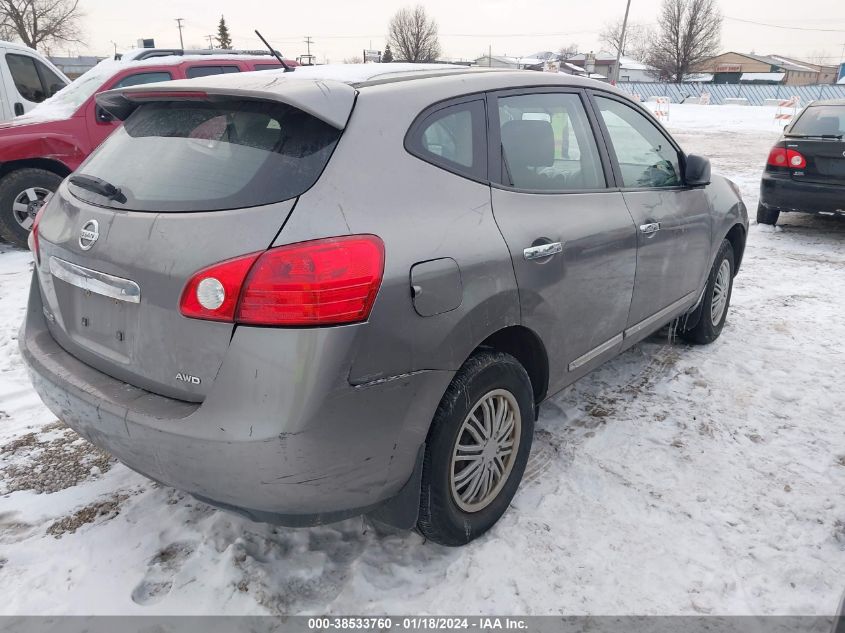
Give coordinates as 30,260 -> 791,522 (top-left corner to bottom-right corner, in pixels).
417,351 -> 534,546
756,203 -> 780,226
0,168 -> 63,248
680,239 -> 735,345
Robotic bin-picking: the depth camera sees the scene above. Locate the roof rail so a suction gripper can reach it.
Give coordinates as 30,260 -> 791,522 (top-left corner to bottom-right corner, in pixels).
131,48 -> 281,61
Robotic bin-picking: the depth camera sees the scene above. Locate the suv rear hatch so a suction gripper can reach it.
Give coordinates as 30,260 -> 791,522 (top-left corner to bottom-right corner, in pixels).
785,103 -> 845,187
33,81 -> 353,401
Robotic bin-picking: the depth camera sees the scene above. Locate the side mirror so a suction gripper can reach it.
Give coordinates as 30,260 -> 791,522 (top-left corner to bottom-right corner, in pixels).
95,105 -> 114,123
684,153 -> 711,187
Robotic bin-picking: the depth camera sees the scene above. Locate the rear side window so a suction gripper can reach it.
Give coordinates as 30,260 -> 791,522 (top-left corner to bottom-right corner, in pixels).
790,105 -> 845,137
254,64 -> 283,71
406,99 -> 486,181
496,92 -> 605,191
595,96 -> 682,188
186,65 -> 241,79
112,72 -> 173,89
70,99 -> 341,212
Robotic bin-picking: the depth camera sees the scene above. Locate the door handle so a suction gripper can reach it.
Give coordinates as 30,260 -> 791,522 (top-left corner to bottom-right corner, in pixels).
639,222 -> 661,235
523,242 -> 562,260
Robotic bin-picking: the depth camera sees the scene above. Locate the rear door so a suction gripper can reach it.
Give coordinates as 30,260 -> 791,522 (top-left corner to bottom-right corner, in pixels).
488,88 -> 637,393
35,94 -> 346,401
590,92 -> 712,333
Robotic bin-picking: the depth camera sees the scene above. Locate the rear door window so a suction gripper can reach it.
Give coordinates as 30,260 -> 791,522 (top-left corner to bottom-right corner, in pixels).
406,99 -> 487,181
495,92 -> 606,191
112,71 -> 173,89
70,99 -> 341,212
185,65 -> 241,79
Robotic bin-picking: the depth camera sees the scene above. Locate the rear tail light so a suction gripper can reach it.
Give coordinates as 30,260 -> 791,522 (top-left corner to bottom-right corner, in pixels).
767,147 -> 806,169
28,203 -> 46,265
179,235 -> 385,326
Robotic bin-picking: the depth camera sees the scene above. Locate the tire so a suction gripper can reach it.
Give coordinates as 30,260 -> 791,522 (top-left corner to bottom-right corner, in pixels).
0,168 -> 63,249
417,351 -> 534,546
680,239 -> 735,345
756,203 -> 780,226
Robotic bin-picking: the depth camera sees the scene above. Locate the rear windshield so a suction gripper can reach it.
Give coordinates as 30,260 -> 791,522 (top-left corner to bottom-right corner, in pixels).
790,105 -> 845,137
70,99 -> 341,212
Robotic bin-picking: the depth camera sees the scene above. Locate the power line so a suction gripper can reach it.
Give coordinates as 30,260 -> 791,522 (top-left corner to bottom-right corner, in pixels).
724,16 -> 845,33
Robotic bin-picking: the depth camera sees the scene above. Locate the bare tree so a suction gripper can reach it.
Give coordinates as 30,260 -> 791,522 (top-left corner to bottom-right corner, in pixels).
646,0 -> 721,82
387,5 -> 441,63
599,20 -> 652,62
0,0 -> 84,50
342,55 -> 363,64
558,42 -> 579,59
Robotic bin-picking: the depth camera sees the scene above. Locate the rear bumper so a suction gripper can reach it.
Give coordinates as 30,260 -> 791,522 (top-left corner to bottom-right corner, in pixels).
19,274 -> 452,526
760,173 -> 845,214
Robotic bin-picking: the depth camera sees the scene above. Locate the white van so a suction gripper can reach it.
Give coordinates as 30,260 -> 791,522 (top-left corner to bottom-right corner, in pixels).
0,40 -> 69,121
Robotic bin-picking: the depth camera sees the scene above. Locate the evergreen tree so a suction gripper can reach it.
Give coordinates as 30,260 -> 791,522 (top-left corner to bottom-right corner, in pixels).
216,15 -> 233,49
382,44 -> 394,63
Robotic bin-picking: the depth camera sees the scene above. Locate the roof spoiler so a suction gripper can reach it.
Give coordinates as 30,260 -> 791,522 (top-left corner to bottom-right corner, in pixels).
95,78 -> 356,129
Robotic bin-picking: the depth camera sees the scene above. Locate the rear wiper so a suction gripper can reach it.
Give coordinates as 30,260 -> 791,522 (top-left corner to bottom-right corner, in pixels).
784,133 -> 843,140
69,174 -> 127,203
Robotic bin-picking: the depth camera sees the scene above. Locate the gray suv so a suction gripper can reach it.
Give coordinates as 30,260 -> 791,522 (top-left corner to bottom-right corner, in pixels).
19,65 -> 748,546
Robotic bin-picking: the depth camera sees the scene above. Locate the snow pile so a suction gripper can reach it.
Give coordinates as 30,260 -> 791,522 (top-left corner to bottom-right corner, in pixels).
0,104 -> 844,616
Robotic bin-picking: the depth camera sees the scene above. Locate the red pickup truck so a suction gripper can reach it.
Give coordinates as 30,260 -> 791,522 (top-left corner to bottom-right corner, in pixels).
0,50 -> 297,247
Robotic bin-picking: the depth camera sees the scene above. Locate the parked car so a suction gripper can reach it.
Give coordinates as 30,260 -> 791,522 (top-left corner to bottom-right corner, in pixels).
20,65 -> 748,546
0,40 -> 69,121
0,49 -> 297,247
758,99 -> 845,225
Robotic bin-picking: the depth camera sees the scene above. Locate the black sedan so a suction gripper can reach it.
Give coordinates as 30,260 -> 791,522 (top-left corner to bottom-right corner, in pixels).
758,99 -> 845,225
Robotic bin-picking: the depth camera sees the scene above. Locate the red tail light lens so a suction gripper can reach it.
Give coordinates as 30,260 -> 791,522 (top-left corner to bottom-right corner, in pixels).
28,204 -> 46,265
767,147 -> 806,169
767,147 -> 788,167
238,235 -> 385,326
179,235 -> 385,326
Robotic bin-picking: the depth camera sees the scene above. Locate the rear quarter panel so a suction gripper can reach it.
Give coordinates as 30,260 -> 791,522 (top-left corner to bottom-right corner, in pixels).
276,82 -> 521,385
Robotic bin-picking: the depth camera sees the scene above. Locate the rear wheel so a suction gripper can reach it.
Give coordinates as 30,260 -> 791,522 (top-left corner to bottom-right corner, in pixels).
680,239 -> 735,345
417,351 -> 534,546
0,168 -> 63,248
756,203 -> 780,226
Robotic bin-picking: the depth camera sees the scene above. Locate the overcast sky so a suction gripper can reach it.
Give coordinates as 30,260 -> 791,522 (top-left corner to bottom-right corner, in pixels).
69,0 -> 845,66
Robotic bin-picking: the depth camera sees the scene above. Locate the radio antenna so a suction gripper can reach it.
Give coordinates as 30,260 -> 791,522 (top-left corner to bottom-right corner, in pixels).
254,29 -> 293,72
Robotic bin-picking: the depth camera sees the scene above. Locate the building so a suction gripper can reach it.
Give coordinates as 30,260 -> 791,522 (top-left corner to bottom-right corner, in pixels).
48,55 -> 104,79
473,55 -> 520,69
696,52 -> 838,85
564,52 -> 656,82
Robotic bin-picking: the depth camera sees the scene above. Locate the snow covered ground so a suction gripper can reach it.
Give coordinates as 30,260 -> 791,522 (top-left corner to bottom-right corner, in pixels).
1,103 -> 844,616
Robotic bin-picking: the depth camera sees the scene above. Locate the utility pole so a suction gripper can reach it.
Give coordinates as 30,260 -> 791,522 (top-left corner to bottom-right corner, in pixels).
206,34 -> 215,49
304,36 -> 313,56
612,0 -> 632,85
488,44 -> 492,67
175,18 -> 185,50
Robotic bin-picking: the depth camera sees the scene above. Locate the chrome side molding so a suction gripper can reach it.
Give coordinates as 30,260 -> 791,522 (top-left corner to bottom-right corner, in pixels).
49,257 -> 141,304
